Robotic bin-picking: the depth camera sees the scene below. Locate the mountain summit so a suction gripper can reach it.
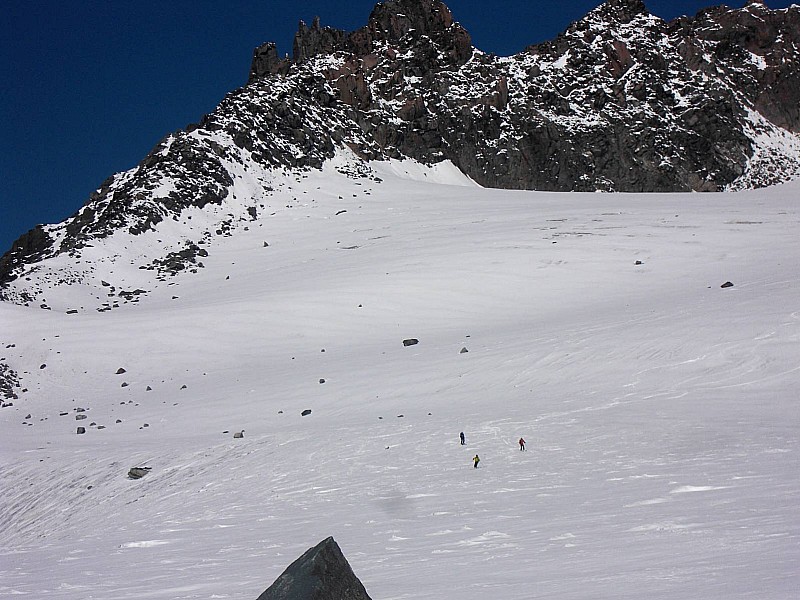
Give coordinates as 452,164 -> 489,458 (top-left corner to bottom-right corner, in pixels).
2,0 -> 800,298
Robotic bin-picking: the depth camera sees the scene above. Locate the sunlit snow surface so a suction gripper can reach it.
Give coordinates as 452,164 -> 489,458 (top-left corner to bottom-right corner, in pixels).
1,161 -> 799,599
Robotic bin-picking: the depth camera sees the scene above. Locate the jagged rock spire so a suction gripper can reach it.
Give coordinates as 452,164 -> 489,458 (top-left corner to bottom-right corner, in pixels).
367,0 -> 457,41
250,42 -> 290,79
249,0 -> 471,81
293,16 -> 348,63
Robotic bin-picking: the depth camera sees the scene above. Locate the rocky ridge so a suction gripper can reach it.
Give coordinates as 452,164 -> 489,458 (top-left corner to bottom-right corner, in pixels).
1,0 -> 799,301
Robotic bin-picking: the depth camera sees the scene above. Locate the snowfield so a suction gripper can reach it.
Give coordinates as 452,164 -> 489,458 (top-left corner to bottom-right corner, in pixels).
1,161 -> 799,599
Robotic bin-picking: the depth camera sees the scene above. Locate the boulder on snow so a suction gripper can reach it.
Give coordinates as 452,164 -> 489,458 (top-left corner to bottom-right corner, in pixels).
721,281 -> 734,288
128,466 -> 152,479
402,338 -> 419,347
234,430 -> 245,439
76,426 -> 86,434
255,536 -> 372,600
301,409 -> 312,417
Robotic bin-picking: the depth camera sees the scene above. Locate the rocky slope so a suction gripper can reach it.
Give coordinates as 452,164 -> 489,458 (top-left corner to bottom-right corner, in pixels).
2,0 -> 799,298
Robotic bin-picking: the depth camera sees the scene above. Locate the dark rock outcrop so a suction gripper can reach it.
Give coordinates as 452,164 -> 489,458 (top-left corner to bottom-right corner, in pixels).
670,0 -> 800,133
128,466 -> 152,479
0,226 -> 53,288
250,42 -> 292,79
0,363 -> 21,401
255,537 -> 372,600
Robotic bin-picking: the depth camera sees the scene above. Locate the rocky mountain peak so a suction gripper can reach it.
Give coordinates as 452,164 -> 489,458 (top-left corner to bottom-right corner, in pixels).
366,0 -> 458,41
365,0 -> 471,63
3,0 -> 800,301
594,0 -> 649,23
250,0 -> 471,81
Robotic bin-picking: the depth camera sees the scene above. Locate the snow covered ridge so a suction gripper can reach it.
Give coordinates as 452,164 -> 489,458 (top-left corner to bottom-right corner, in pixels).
2,0 -> 800,293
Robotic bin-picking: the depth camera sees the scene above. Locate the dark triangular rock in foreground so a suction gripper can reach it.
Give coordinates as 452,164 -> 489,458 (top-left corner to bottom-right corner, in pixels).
256,537 -> 372,600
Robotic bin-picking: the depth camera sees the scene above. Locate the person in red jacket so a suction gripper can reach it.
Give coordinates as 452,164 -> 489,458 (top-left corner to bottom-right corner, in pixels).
518,437 -> 526,451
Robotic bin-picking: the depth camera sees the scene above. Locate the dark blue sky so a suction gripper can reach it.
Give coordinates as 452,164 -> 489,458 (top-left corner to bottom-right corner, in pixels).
1,1 -> 789,253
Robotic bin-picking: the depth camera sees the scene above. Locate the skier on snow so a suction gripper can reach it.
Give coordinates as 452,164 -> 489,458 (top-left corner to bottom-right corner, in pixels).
519,437 -> 526,451
460,431 -> 465,445
473,454 -> 480,468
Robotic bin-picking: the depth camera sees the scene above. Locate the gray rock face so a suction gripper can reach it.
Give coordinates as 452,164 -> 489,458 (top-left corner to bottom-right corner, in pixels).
255,537 -> 372,600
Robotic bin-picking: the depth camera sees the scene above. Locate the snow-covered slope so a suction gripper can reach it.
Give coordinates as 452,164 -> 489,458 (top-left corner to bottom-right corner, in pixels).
2,164 -> 798,599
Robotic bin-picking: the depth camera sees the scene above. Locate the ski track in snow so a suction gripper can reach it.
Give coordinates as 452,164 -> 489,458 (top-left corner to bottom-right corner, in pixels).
1,165 -> 799,599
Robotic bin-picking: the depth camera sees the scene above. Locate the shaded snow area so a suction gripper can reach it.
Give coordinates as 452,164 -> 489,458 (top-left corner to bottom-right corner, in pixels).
1,166 -> 799,599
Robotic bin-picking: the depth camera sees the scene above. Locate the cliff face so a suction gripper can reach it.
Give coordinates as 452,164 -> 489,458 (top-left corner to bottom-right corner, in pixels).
248,0 -> 800,194
2,0 -> 800,294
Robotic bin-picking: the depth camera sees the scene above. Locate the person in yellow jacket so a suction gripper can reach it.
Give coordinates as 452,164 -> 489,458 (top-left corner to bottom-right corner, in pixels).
473,454 -> 480,468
